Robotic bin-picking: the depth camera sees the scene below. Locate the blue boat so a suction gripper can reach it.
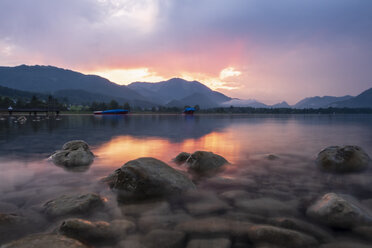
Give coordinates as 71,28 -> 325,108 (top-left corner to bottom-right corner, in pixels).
183,107 -> 195,115
94,109 -> 129,115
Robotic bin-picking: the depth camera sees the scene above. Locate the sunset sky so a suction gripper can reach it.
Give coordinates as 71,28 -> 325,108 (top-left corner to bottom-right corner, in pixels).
0,0 -> 372,104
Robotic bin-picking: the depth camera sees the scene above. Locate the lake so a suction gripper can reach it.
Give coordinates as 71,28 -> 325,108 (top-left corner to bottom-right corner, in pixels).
1,114 -> 372,247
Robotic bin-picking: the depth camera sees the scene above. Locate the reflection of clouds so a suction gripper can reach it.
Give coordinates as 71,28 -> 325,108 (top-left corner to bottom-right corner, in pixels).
93,131 -> 241,168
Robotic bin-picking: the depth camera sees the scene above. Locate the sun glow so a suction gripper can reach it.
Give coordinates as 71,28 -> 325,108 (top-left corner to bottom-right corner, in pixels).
91,68 -> 166,84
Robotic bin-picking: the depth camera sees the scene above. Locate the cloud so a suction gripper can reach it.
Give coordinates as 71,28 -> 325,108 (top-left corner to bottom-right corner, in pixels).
0,0 -> 371,103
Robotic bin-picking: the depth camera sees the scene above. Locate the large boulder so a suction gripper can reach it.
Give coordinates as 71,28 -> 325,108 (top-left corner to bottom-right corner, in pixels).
43,193 -> 104,218
316,145 -> 371,173
1,234 -> 88,248
306,193 -> 372,229
247,225 -> 318,248
185,151 -> 229,175
103,157 -> 196,201
50,140 -> 94,168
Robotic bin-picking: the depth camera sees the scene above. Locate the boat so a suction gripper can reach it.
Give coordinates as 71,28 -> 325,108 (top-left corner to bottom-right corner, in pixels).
94,109 -> 129,115
183,107 -> 195,115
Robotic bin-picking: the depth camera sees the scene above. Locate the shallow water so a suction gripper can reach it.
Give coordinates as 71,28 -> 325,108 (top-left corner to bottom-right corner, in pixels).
1,114 -> 372,247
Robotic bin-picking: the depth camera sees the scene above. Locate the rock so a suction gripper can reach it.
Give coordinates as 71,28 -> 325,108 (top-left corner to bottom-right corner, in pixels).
117,235 -> 146,248
144,229 -> 186,248
316,145 -> 371,173
265,154 -> 279,160
138,212 -> 191,232
183,190 -> 231,215
58,218 -> 134,244
186,151 -> 229,175
235,198 -> 298,217
43,193 -> 104,218
174,152 -> 191,164
175,217 -> 252,238
247,225 -> 318,248
361,198 -> 372,210
0,203 -> 18,213
120,201 -> 171,217
110,219 -> 136,236
306,193 -> 372,229
186,238 -> 231,248
103,157 -> 196,201
58,218 -> 114,244
269,217 -> 333,242
50,140 -> 94,168
320,242 -> 372,248
16,116 -> 27,124
0,213 -> 26,226
219,190 -> 251,202
353,226 -> 372,241
1,234 -> 88,248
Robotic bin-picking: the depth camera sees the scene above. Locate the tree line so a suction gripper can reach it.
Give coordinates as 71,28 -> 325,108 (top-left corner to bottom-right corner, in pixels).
1,95 -> 371,114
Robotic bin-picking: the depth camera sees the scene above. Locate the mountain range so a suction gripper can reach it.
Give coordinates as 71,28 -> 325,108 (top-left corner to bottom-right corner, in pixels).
0,65 -> 371,109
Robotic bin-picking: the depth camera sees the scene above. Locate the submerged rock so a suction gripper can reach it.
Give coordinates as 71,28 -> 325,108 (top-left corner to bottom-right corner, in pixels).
186,151 -> 229,175
173,152 -> 191,164
316,145 -> 371,173
103,157 -> 195,201
183,190 -> 231,216
144,229 -> 186,248
175,217 -> 252,238
43,193 -> 104,218
1,234 -> 88,248
306,193 -> 372,229
138,212 -> 191,233
186,238 -> 231,248
353,226 -> 372,241
0,213 -> 26,226
320,242 -> 372,248
269,217 -> 333,242
50,140 -> 94,169
235,197 -> 298,217
265,154 -> 280,160
58,218 -> 135,244
247,225 -> 318,248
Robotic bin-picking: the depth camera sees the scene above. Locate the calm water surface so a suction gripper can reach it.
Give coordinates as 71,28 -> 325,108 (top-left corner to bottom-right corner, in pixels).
1,114 -> 372,247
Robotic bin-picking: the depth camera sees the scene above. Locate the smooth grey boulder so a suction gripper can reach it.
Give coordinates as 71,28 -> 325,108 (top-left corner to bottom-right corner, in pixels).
1,234 -> 88,248
50,140 -> 94,168
316,145 -> 371,173
43,193 -> 104,218
306,193 -> 372,229
247,225 -> 318,248
103,157 -> 196,201
58,218 -> 135,244
186,151 -> 229,175
173,152 -> 191,164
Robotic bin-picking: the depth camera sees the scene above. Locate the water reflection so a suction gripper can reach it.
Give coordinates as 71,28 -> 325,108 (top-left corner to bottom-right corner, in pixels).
1,115 -> 372,246
94,132 -> 241,168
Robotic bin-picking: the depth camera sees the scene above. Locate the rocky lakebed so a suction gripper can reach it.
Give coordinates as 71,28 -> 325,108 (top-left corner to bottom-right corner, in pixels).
1,139 -> 372,248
